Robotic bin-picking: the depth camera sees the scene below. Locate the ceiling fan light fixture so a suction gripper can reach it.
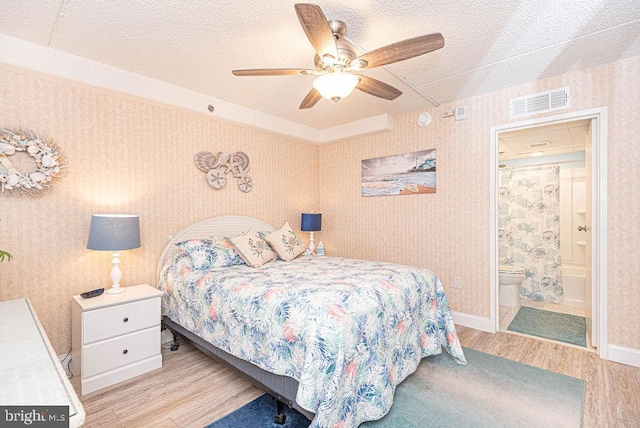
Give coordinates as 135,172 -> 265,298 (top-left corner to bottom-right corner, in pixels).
313,71 -> 359,102
321,54 -> 336,67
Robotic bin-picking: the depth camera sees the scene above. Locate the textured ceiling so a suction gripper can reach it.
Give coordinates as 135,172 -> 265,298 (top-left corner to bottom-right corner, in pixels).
1,0 -> 639,130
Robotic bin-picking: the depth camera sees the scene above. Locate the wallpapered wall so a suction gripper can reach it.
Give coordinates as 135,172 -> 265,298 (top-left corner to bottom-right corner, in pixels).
0,65 -> 319,354
1,55 -> 639,354
319,56 -> 640,350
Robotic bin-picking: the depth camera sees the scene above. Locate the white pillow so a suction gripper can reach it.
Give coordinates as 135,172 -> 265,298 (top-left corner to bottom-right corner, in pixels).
264,221 -> 306,262
229,228 -> 275,267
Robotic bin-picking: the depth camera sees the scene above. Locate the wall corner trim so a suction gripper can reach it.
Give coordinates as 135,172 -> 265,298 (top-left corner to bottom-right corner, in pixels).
451,311 -> 493,333
318,114 -> 394,143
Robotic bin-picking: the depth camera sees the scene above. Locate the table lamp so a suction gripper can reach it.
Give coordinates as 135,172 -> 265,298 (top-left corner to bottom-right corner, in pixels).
87,214 -> 141,294
301,213 -> 321,253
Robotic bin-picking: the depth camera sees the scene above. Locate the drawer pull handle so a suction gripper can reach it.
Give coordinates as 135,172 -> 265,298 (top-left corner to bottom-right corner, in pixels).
123,317 -> 129,322
123,349 -> 128,355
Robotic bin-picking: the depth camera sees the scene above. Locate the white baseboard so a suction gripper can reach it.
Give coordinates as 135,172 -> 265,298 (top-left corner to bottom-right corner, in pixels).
562,298 -> 585,308
452,311 -> 493,333
452,314 -> 640,369
607,344 -> 640,368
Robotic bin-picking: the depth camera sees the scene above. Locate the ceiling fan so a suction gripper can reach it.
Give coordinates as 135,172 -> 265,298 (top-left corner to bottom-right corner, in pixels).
232,3 -> 444,109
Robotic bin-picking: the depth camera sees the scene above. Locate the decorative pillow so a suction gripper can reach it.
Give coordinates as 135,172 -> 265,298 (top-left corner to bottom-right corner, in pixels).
257,230 -> 279,259
176,238 -> 244,270
264,221 -> 306,262
229,228 -> 275,267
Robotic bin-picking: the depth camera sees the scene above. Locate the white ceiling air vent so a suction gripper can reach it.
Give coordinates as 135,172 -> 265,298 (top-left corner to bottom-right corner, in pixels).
510,86 -> 570,119
454,105 -> 467,121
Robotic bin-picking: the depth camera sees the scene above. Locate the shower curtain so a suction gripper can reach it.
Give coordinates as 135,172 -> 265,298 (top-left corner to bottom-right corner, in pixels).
499,165 -> 563,302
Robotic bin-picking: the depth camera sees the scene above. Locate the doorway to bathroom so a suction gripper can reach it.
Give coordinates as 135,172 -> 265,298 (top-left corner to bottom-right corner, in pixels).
489,108 -> 608,357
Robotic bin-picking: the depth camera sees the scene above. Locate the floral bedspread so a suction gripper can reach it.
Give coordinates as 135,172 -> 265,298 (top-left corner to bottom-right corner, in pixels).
159,253 -> 466,428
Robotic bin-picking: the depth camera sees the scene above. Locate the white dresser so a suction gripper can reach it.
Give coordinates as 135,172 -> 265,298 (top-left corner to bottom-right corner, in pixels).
71,284 -> 163,395
0,298 -> 85,427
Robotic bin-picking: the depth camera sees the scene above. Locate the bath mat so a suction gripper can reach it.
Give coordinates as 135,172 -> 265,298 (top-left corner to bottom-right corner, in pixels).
207,348 -> 585,428
508,306 -> 587,347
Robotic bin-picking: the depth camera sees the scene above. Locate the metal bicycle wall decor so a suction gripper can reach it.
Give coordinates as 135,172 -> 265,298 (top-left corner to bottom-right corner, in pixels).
194,151 -> 253,193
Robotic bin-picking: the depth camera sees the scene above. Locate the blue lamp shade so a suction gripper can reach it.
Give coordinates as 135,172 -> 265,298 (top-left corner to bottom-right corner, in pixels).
87,214 -> 141,251
301,213 -> 322,232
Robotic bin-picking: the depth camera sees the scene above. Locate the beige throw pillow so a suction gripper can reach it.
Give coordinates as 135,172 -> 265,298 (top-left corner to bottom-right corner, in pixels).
229,228 -> 275,267
264,221 -> 306,262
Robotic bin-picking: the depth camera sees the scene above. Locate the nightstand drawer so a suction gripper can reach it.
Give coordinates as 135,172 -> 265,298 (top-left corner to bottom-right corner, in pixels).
83,298 -> 160,344
83,327 -> 160,378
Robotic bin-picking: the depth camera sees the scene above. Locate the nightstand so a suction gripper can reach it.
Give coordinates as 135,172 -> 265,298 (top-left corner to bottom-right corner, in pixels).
71,284 -> 163,395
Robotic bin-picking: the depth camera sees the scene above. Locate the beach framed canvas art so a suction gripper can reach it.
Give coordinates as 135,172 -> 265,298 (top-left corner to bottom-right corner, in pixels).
361,149 -> 436,197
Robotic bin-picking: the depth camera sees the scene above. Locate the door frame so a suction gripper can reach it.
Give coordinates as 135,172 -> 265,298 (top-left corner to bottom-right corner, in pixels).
489,107 -> 608,358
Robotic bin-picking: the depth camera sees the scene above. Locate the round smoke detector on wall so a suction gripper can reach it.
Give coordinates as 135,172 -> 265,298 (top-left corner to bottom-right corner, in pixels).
417,112 -> 432,127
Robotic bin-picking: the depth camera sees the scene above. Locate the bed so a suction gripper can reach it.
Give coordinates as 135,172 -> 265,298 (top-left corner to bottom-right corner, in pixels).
157,215 -> 466,427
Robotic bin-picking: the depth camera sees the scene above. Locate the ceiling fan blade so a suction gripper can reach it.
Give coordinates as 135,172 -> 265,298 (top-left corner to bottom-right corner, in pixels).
294,3 -> 339,59
355,33 -> 444,69
299,88 -> 322,109
232,68 -> 318,76
356,75 -> 402,100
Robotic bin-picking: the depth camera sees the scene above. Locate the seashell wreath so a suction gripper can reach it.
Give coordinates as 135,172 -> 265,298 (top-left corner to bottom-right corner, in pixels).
0,128 -> 66,196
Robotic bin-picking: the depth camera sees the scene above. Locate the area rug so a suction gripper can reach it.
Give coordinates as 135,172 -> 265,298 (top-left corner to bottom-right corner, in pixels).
206,348 -> 585,428
507,306 -> 587,347
206,394 -> 310,428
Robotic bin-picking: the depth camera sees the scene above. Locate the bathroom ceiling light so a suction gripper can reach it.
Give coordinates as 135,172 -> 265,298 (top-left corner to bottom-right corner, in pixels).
530,151 -> 544,157
529,141 -> 551,148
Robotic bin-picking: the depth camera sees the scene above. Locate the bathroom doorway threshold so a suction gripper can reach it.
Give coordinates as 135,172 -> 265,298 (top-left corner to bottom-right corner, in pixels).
489,107 -> 608,359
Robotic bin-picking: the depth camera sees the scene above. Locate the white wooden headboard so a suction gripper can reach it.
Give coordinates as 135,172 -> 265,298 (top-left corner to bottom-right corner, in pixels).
157,215 -> 275,281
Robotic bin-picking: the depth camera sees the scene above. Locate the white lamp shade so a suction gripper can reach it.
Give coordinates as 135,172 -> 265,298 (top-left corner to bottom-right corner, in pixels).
313,72 -> 359,102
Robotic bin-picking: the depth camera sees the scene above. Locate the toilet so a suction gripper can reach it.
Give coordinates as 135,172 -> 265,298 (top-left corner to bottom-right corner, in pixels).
499,265 -> 525,307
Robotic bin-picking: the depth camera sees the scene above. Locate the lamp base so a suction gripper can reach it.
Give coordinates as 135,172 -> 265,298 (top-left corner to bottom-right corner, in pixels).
107,252 -> 126,294
308,231 -> 316,254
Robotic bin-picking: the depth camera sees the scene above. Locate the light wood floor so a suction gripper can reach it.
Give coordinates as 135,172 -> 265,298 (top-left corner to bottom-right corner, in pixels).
73,327 -> 640,427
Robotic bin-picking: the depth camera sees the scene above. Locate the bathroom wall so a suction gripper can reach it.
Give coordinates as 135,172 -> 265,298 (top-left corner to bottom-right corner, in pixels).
559,166 -> 586,307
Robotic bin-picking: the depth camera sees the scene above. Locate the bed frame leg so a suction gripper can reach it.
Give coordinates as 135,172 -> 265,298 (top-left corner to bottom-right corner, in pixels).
274,399 -> 286,425
170,332 -> 180,351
